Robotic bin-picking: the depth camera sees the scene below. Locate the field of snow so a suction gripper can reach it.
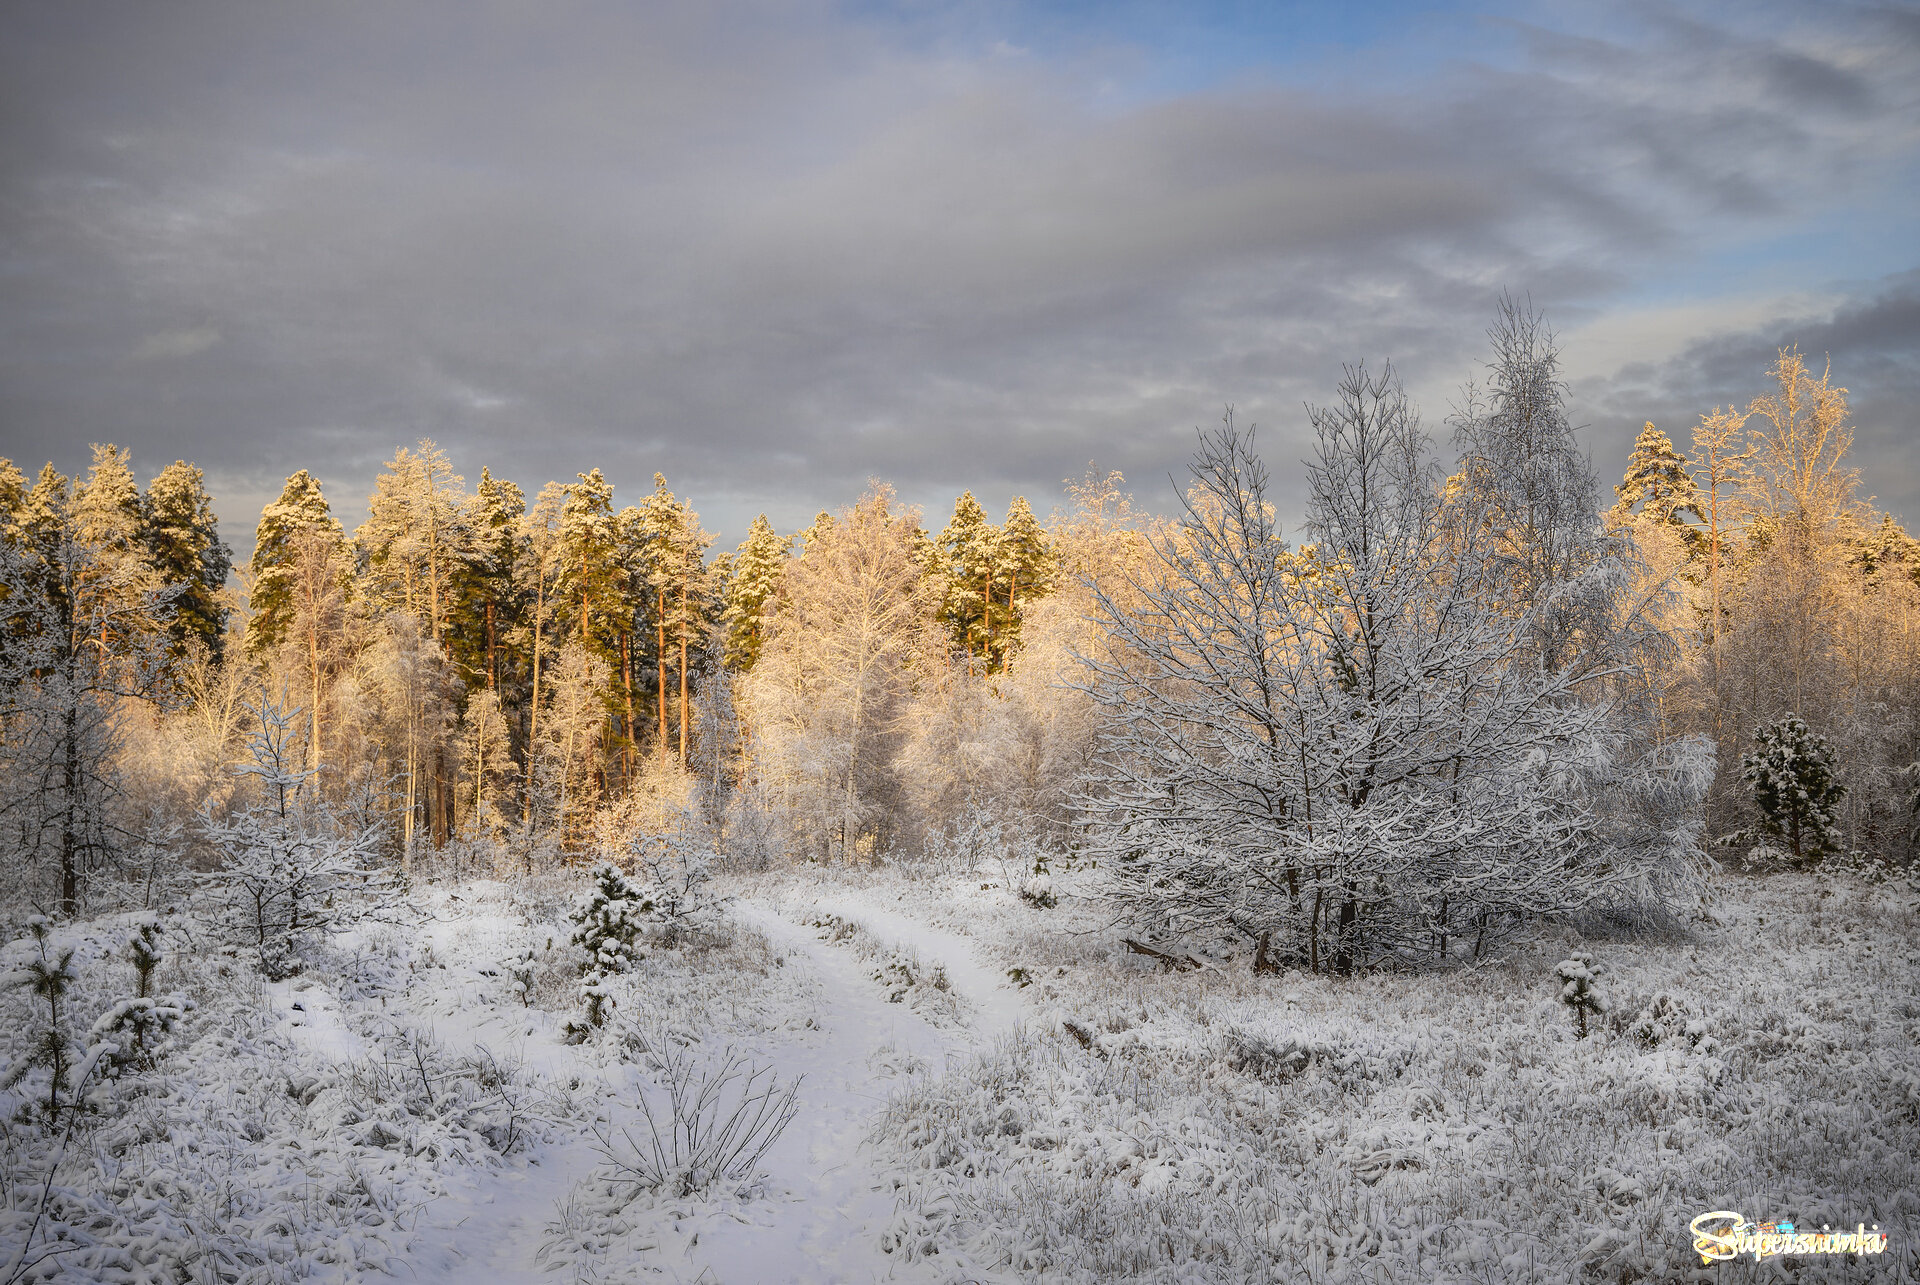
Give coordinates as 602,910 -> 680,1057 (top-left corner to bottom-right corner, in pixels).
3,866 -> 1915,1282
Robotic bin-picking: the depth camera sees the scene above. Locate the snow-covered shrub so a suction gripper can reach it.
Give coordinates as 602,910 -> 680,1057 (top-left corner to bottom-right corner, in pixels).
591,1046 -> 800,1199
328,1026 -> 547,1160
1223,1028 -> 1316,1082
1626,991 -> 1718,1056
1741,715 -> 1845,865
627,813 -> 728,946
1553,952 -> 1607,1038
87,993 -> 192,1079
199,689 -> 387,978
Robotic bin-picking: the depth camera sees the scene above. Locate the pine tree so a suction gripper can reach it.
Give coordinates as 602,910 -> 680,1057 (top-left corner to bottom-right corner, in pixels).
0,458 -> 25,529
936,491 -> 998,667
722,515 -> 791,672
73,444 -> 163,648
633,475 -> 713,764
357,441 -> 468,644
247,471 -> 345,657
1742,715 -> 1844,864
451,467 -> 528,693
142,460 -> 232,666
519,481 -> 569,785
1612,422 -> 1700,526
993,496 -> 1056,663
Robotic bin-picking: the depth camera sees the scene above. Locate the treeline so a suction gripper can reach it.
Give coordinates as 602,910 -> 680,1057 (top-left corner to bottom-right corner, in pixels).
1607,348 -> 1920,865
2,304 -> 1915,954
0,439 -> 1095,908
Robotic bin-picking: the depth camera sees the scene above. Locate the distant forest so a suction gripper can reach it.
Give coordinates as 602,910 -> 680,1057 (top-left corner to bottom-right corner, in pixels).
3,300 -> 1916,971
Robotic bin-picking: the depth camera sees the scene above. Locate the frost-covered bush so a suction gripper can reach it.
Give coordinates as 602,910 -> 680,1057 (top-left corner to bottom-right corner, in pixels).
1081,364 -> 1702,975
591,1047 -> 800,1199
626,814 -> 728,946
1742,715 -> 1845,864
199,689 -> 387,978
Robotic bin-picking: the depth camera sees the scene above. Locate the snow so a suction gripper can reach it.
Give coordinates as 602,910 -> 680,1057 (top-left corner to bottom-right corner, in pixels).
5,868 -> 1915,1283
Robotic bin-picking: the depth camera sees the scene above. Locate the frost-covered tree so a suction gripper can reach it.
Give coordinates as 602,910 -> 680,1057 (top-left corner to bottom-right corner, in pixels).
1741,715 -> 1844,864
356,440 -> 468,644
461,686 -> 519,839
993,496 -> 1056,660
936,491 -> 999,667
742,485 -> 939,862
450,466 -> 528,693
141,460 -> 231,667
1081,368 -> 1706,974
1611,423 -> 1700,528
722,515 -> 790,672
0,487 -> 178,915
199,688 -> 383,978
246,470 -> 345,657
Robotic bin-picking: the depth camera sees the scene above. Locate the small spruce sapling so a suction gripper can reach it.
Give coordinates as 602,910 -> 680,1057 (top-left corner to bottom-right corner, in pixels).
1741,716 -> 1845,865
1553,952 -> 1607,1038
507,945 -> 538,1007
126,913 -> 164,998
1,919 -> 84,1120
569,863 -> 646,1033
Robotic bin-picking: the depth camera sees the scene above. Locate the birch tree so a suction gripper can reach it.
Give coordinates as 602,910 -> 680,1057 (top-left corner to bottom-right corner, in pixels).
742,485 -> 938,862
1082,367 -> 1706,974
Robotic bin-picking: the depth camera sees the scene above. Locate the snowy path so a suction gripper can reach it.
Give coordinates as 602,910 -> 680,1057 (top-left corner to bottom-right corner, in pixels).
395,895 -> 1024,1284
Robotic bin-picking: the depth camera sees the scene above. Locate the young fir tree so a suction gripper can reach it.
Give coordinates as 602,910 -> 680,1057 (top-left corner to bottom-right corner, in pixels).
142,460 -> 232,666
1611,422 -> 1701,527
1742,715 -> 1845,863
722,515 -> 791,672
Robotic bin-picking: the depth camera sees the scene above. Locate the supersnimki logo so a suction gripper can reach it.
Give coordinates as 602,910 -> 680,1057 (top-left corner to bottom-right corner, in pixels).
1689,1211 -> 1890,1264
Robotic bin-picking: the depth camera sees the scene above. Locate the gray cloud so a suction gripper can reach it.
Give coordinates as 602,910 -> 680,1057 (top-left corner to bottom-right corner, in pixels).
0,0 -> 1915,548
1573,271 -> 1920,523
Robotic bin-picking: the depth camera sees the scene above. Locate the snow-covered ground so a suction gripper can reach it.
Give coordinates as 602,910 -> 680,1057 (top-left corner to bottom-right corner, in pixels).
4,868 -> 1915,1282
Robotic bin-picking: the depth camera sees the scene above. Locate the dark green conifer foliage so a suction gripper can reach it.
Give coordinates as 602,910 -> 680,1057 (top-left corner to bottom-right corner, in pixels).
142,460 -> 232,664
247,471 -> 345,657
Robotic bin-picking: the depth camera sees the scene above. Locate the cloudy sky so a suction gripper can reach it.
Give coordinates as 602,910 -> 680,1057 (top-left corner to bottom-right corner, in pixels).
3,0 -> 1916,550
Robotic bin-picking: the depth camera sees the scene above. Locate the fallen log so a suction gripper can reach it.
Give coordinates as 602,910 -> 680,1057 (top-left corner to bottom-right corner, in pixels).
1122,937 -> 1203,972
